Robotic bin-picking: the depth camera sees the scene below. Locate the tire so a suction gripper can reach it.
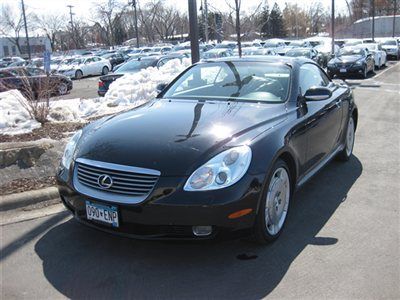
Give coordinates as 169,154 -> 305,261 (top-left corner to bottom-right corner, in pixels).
58,82 -> 68,95
337,115 -> 355,162
361,66 -> 367,79
102,66 -> 109,75
75,70 -> 83,79
253,159 -> 292,244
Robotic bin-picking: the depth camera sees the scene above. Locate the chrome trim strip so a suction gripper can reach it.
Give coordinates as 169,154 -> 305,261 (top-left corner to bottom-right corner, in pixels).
296,145 -> 344,188
76,158 -> 161,176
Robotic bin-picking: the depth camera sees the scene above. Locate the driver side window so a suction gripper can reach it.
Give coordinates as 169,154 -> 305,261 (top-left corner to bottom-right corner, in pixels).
299,64 -> 329,95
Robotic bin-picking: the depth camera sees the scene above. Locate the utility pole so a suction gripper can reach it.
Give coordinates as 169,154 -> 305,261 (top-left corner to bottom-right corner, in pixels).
129,0 -> 140,48
67,5 -> 74,29
188,0 -> 200,63
331,0 -> 335,56
21,0 -> 31,60
371,0 -> 375,42
204,0 -> 209,43
393,0 -> 397,38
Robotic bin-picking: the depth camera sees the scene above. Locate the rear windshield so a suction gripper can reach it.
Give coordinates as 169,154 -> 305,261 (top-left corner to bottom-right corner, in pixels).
116,59 -> 156,73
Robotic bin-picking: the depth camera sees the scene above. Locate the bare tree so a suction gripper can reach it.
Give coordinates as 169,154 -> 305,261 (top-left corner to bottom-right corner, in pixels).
0,4 -> 25,54
34,14 -> 65,52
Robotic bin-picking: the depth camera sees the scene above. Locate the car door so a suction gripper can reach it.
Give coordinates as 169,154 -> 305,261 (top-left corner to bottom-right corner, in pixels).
299,63 -> 344,172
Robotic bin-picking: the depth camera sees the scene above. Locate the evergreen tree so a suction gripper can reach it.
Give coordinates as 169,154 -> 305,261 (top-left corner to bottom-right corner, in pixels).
269,3 -> 286,38
259,5 -> 271,38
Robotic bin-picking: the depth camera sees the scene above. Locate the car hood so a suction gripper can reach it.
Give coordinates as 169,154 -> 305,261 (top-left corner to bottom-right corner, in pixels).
331,55 -> 363,63
75,99 -> 287,176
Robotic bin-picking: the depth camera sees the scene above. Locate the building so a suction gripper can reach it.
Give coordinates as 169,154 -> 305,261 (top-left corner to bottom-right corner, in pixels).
0,36 -> 51,58
337,15 -> 400,38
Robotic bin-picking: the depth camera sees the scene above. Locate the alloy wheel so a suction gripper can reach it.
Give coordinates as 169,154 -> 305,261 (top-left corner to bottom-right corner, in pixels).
265,167 -> 290,235
346,117 -> 355,157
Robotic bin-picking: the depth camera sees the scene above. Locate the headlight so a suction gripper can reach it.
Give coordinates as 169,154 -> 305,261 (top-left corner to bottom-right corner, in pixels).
184,145 -> 252,191
355,60 -> 363,65
61,130 -> 82,169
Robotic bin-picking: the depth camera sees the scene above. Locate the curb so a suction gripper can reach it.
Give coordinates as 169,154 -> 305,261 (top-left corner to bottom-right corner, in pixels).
0,187 -> 60,212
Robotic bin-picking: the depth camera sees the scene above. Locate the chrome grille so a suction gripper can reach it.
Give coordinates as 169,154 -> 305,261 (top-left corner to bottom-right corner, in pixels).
73,158 -> 160,204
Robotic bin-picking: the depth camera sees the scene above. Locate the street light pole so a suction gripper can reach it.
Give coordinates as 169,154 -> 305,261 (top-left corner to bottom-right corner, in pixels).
371,0 -> 375,42
331,0 -> 335,56
129,0 -> 140,48
393,0 -> 397,38
21,0 -> 31,60
188,0 -> 200,63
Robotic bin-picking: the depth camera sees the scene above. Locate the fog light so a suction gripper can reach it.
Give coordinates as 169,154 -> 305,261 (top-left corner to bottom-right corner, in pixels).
192,225 -> 212,236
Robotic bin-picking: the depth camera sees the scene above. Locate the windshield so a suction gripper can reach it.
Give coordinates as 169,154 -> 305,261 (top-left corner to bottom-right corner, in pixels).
289,41 -> 303,47
339,48 -> 364,56
163,61 -> 291,103
173,45 -> 190,51
363,44 -> 377,51
71,58 -> 85,65
116,59 -> 155,73
264,42 -> 279,47
286,50 -> 310,57
382,40 -> 397,46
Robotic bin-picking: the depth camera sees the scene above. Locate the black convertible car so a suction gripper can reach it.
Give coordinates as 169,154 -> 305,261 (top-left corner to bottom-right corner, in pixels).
57,57 -> 357,243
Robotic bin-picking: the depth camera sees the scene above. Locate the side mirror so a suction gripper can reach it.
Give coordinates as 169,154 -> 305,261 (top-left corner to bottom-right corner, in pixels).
304,87 -> 332,101
156,83 -> 167,94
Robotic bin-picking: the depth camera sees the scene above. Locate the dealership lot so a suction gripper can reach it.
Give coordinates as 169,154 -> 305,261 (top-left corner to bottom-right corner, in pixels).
1,62 -> 399,299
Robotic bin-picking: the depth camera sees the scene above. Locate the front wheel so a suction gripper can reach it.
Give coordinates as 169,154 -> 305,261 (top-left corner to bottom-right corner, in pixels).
58,82 -> 68,95
253,159 -> 292,244
337,115 -> 355,161
362,66 -> 368,79
75,70 -> 83,79
102,66 -> 109,75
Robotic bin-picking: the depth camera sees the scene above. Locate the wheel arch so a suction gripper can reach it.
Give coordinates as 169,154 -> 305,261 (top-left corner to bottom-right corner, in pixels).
352,107 -> 358,131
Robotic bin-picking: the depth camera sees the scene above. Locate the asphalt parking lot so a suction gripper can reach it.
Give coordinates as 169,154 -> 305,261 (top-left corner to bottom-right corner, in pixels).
1,61 -> 399,299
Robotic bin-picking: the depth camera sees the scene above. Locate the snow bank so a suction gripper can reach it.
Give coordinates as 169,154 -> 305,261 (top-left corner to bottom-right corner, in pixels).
0,90 -> 41,135
104,57 -> 191,105
49,58 -> 192,122
0,58 -> 191,135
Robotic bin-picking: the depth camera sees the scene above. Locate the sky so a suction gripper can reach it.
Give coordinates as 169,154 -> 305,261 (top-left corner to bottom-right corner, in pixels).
2,0 -> 349,22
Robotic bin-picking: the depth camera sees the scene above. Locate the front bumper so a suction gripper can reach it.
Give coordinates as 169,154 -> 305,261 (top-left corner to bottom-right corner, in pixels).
327,64 -> 364,76
57,166 -> 264,240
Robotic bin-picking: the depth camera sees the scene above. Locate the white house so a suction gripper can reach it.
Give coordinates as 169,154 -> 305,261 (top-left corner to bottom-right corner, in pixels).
0,36 -> 51,58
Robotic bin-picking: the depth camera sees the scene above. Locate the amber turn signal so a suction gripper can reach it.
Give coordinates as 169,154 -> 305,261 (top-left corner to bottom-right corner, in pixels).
228,208 -> 253,219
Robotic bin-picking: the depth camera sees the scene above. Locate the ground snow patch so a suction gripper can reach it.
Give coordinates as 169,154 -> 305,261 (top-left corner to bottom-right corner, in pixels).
0,90 -> 41,135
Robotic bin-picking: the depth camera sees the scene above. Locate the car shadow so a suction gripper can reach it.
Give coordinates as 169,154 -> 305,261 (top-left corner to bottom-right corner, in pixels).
34,156 -> 362,299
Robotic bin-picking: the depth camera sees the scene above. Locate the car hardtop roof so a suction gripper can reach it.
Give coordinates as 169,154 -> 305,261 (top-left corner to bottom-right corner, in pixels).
200,55 -> 312,66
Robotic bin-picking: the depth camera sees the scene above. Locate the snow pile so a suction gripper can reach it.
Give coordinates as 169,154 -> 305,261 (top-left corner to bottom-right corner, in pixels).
104,57 -> 191,105
0,90 -> 41,135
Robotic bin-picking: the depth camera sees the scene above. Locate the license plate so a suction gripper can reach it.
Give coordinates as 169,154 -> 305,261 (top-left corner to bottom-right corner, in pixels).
340,68 -> 347,73
86,201 -> 119,227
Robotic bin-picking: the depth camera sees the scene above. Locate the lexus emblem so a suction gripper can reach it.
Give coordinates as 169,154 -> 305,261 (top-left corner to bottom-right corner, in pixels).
97,174 -> 113,189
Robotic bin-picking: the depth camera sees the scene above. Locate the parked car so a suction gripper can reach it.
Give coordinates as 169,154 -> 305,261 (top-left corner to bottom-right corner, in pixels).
285,48 -> 324,66
314,43 -> 340,67
232,47 -> 261,56
214,41 -> 237,49
101,52 -> 127,69
0,57 -> 25,68
239,47 -> 277,56
6,60 -> 29,68
263,39 -> 286,52
57,56 -> 111,79
98,55 -> 183,96
57,56 -> 357,243
287,40 -> 312,48
0,67 -> 73,97
378,38 -> 400,60
202,48 -> 233,59
356,43 -> 387,69
327,47 -> 375,78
